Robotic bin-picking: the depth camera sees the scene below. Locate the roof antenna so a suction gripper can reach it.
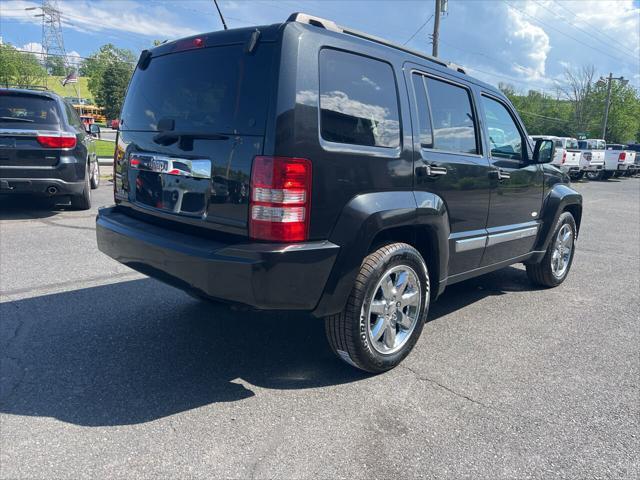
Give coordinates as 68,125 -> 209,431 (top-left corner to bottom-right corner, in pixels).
213,0 -> 228,30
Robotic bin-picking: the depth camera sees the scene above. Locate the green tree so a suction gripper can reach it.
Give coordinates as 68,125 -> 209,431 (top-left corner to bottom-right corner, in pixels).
101,61 -> 133,120
46,55 -> 67,76
81,44 -> 135,119
0,44 -> 47,88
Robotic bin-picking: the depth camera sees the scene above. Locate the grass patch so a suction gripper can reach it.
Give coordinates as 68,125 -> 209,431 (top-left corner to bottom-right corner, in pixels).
46,76 -> 93,102
95,139 -> 115,157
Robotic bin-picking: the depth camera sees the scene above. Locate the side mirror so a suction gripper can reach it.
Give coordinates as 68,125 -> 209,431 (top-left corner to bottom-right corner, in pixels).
533,138 -> 555,164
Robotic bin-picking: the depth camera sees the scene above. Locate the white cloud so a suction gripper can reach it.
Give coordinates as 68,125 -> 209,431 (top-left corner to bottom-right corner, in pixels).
1,0 -> 199,43
21,41 -> 44,55
506,5 -> 551,81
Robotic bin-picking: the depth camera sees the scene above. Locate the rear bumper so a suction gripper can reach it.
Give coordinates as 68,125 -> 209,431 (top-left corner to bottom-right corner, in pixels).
0,177 -> 84,196
585,163 -> 603,172
560,165 -> 580,173
1,155 -> 87,195
96,206 -> 339,311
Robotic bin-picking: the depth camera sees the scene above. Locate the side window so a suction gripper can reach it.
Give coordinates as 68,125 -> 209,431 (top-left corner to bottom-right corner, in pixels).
64,103 -> 82,129
319,49 -> 400,149
411,73 -> 433,148
424,76 -> 478,154
481,96 -> 524,163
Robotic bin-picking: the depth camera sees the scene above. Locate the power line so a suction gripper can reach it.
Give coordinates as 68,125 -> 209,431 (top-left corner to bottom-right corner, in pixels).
537,0 -> 638,58
503,1 -> 637,67
12,47 -> 136,64
551,0 -> 638,58
403,14 -> 433,46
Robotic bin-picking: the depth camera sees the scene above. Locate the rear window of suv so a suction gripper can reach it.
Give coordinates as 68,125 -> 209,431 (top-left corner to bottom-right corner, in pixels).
0,93 -> 61,128
120,44 -> 274,135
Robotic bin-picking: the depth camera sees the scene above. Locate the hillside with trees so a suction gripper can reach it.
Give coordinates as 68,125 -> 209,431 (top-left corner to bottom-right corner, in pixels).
501,66 -> 640,144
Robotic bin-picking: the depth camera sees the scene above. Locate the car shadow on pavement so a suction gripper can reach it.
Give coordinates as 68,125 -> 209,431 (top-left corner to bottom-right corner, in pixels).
0,265 -> 535,427
0,278 -> 368,426
0,195 -> 72,220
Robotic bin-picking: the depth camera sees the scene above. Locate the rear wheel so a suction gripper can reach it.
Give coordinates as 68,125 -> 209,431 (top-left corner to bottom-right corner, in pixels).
602,171 -> 614,180
526,212 -> 576,288
586,170 -> 603,181
570,171 -> 584,181
71,163 -> 92,210
325,242 -> 430,373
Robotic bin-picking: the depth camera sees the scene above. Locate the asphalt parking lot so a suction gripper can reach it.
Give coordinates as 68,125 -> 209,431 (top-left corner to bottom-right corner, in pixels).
1,178 -> 638,479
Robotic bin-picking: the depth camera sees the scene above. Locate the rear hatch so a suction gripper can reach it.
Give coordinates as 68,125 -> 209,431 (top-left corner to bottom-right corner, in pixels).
115,29 -> 277,237
0,91 -> 64,168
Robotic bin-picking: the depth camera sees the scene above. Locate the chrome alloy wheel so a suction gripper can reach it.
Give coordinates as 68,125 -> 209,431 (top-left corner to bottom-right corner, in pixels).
551,224 -> 573,278
364,265 -> 423,355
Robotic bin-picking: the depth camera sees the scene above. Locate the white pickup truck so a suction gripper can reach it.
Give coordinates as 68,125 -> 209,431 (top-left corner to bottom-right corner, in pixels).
578,139 -> 606,180
531,136 -> 583,179
605,144 -> 637,178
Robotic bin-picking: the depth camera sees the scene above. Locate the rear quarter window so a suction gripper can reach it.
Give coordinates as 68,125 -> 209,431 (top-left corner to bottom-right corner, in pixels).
319,49 -> 400,149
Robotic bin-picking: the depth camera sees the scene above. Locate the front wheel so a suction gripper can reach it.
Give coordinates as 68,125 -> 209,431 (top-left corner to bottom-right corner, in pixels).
325,242 -> 430,373
526,212 -> 576,287
90,161 -> 100,189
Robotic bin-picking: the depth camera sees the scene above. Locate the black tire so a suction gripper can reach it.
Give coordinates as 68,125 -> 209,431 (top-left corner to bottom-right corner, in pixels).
325,242 -> 430,373
526,211 -> 576,288
586,170 -> 603,181
71,164 -> 92,210
571,171 -> 584,181
90,160 -> 100,189
602,171 -> 614,180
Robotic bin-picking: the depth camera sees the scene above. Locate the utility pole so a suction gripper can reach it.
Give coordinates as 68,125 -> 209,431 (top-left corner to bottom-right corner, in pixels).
599,73 -> 628,140
432,0 -> 441,57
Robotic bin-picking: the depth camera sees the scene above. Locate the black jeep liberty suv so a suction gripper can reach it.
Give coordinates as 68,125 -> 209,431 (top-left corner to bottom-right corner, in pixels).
97,13 -> 582,372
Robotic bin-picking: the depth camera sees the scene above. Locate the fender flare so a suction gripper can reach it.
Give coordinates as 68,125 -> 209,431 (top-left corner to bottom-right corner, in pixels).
312,191 -> 449,317
531,183 -> 582,261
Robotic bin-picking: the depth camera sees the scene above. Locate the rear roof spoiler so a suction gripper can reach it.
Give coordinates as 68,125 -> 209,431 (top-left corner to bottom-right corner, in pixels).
287,12 -> 466,75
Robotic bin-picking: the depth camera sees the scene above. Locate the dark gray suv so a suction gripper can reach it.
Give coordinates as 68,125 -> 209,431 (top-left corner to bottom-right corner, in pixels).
0,88 -> 100,209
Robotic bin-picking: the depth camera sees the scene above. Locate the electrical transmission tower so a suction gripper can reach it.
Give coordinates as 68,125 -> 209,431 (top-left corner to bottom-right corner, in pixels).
29,0 -> 68,72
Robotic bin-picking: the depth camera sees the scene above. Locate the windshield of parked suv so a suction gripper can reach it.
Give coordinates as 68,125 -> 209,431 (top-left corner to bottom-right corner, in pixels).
0,93 -> 61,127
120,44 -> 273,135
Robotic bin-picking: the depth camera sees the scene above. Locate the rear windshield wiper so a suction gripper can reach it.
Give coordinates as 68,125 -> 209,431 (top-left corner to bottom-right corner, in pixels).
0,116 -> 35,123
153,131 -> 229,146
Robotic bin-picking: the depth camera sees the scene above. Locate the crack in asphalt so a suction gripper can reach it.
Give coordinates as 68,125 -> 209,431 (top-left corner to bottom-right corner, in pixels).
37,218 -> 96,232
400,365 -> 494,411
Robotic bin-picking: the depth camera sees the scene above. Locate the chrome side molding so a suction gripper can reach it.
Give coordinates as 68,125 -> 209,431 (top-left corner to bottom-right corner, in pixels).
454,225 -> 539,252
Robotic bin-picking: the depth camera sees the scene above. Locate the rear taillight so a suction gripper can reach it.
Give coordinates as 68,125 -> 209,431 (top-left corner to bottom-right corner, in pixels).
249,156 -> 312,242
561,151 -> 567,164
36,133 -> 76,149
618,152 -> 626,162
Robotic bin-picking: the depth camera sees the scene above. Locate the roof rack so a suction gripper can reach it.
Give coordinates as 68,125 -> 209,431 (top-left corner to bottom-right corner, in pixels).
0,84 -> 49,91
287,12 -> 466,74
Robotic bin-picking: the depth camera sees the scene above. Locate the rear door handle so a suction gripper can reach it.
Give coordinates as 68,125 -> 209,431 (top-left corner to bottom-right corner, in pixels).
490,168 -> 511,181
417,163 -> 447,177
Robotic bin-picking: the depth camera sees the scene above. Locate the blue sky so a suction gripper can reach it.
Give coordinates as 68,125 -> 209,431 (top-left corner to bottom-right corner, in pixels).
1,0 -> 639,92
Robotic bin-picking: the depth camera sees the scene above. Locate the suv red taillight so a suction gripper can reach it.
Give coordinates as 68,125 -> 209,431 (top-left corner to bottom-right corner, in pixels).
618,152 -> 626,162
249,156 -> 312,242
561,151 -> 567,164
36,133 -> 76,149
